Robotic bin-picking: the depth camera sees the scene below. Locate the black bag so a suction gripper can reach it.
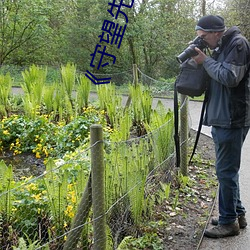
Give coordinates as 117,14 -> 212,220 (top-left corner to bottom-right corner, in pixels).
174,58 -> 209,168
175,58 -> 208,97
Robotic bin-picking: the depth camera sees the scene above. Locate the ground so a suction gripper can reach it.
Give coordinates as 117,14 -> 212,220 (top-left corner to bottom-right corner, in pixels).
159,130 -> 217,250
1,130 -> 217,250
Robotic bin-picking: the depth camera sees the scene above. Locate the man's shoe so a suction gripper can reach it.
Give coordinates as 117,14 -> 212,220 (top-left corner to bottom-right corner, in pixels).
211,214 -> 247,229
238,215 -> 248,228
204,222 -> 240,238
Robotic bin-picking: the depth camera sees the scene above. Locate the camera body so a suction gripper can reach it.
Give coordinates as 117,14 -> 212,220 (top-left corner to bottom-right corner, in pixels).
176,36 -> 208,63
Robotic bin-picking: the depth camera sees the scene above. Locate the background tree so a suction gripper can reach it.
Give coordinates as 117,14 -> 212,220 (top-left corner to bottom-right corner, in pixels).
0,0 -> 50,65
220,0 -> 250,39
1,0 -> 241,83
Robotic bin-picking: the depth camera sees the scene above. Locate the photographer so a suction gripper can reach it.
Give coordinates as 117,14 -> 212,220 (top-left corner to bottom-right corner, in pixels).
192,15 -> 250,238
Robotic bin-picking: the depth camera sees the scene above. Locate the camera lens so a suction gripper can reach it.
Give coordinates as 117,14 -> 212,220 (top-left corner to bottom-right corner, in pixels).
176,44 -> 198,63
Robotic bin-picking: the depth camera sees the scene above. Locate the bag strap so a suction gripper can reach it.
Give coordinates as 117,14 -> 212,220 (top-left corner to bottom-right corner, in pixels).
188,91 -> 208,164
174,80 -> 208,168
174,80 -> 180,168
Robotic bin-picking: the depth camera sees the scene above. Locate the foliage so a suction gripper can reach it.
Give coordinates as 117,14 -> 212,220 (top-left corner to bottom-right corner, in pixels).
97,83 -> 123,128
0,149 -> 91,249
0,108 -> 102,158
117,233 -> 163,250
129,83 -> 153,136
21,65 -> 47,118
0,73 -> 12,117
61,63 -> 76,102
0,0 -> 52,65
0,75 -> 177,248
145,100 -> 175,163
76,75 -> 91,110
0,0 -> 228,81
0,161 -> 15,222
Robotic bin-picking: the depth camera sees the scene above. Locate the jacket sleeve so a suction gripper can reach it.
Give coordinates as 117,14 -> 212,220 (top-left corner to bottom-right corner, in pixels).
203,38 -> 250,87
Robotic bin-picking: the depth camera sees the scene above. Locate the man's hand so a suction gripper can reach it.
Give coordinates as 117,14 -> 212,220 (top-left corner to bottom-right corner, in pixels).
192,47 -> 207,64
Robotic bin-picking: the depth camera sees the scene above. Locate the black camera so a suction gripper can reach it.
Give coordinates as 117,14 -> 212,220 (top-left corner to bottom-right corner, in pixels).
176,36 -> 208,63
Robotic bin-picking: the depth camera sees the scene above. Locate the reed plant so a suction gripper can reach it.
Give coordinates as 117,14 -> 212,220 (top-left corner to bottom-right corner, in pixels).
129,83 -> 152,134
0,73 -> 12,117
145,100 -> 174,164
110,109 -> 132,141
43,84 -> 56,114
52,82 -> 73,122
105,136 -> 153,226
76,75 -> 91,112
96,84 -> 122,128
21,65 -> 47,118
61,63 -> 76,103
43,159 -> 68,225
0,161 -> 14,222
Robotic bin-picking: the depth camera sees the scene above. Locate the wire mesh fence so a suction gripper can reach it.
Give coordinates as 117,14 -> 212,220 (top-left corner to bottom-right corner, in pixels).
0,121 -> 185,249
0,64 -> 191,249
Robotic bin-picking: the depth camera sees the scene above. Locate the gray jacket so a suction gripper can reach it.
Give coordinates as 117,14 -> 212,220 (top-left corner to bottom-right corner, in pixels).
203,26 -> 250,128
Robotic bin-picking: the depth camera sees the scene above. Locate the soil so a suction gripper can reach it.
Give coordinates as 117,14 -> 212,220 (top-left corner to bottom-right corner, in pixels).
158,130 -> 217,250
0,152 -> 45,180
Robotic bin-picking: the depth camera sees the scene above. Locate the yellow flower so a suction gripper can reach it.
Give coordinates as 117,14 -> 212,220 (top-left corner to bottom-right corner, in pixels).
36,152 -> 41,159
32,193 -> 42,201
12,207 -> 17,212
65,205 -> 74,218
71,195 -> 76,204
26,183 -> 37,191
3,130 -> 9,135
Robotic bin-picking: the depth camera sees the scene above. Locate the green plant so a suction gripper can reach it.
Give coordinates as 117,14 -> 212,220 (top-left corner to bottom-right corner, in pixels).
12,176 -> 49,241
60,63 -> 76,102
96,84 -> 122,128
129,83 -> 153,126
109,109 -> 132,141
0,73 -> 12,117
178,173 -> 191,189
157,182 -> 171,204
117,233 -> 163,250
172,190 -> 180,210
43,84 -> 56,114
145,100 -> 174,163
105,136 -> 153,231
13,233 -> 49,250
21,65 -> 47,118
76,75 -> 91,111
0,161 -> 15,222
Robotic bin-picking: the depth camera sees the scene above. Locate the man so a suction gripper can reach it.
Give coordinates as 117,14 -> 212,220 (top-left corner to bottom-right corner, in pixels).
192,15 -> 250,238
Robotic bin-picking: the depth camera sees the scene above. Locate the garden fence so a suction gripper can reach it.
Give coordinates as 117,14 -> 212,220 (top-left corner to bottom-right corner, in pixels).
0,64 -> 191,249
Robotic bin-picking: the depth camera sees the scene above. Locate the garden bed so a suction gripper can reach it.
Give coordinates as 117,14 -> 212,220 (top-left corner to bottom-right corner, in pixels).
0,130 -> 217,250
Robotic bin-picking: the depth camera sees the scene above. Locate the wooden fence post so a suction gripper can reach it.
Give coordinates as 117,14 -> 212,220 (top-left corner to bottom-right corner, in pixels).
91,124 -> 106,250
133,64 -> 138,86
180,94 -> 188,176
63,175 -> 92,250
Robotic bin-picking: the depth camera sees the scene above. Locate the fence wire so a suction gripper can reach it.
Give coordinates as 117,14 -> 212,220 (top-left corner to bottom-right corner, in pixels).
0,122 -> 180,249
0,66 -> 192,249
